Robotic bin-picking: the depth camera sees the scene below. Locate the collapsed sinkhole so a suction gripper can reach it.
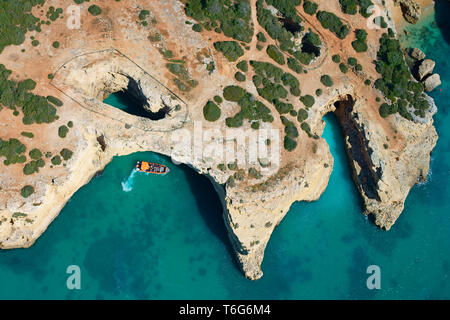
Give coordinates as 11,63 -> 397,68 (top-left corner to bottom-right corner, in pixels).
279,16 -> 302,34
301,37 -> 321,56
103,76 -> 170,121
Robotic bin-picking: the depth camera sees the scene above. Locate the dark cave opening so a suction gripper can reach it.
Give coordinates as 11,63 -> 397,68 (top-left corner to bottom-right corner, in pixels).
103,77 -> 170,121
301,37 -> 321,56
278,16 -> 302,34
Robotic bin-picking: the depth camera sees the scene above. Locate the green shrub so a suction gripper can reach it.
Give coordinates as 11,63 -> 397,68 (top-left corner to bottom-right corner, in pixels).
0,138 -> 27,165
320,75 -> 334,87
316,11 -> 349,39
214,41 -> 244,62
52,41 -> 60,48
316,89 -> 323,96
303,1 -> 318,15
88,5 -> 102,16
185,0 -> 253,43
237,60 -> 248,72
332,54 -> 341,63
51,155 -> 62,165
21,185 -> 34,198
266,45 -> 285,65
339,0 -> 358,14
58,125 -> 69,138
297,108 -> 309,122
213,95 -> 223,104
139,10 -> 150,21
256,0 -> 300,52
21,132 -> 34,138
60,148 -> 73,161
339,63 -> 349,73
23,159 -> 44,175
235,72 -> 246,82
192,24 -> 202,32
284,136 -> 297,151
348,57 -> 358,66
287,57 -> 302,74
300,95 -> 315,108
256,32 -> 267,42
29,148 -> 42,160
0,0 -> 44,53
203,101 -> 221,122
223,86 -> 246,102
352,40 -> 368,52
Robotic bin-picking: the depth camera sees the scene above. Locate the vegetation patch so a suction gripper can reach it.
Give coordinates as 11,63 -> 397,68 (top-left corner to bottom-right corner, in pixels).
0,0 -> 45,53
23,158 -> 45,175
300,95 -> 315,108
203,101 -> 221,122
58,125 -> 69,138
375,32 -> 429,119
185,0 -> 253,43
320,75 -> 334,87
0,138 -> 27,165
256,0 -> 302,52
303,1 -> 318,15
352,29 -> 368,52
29,148 -> 42,160
0,65 -> 60,124
60,148 -> 73,161
21,185 -> 34,198
223,87 -> 273,128
316,11 -> 349,39
21,132 -> 34,139
88,5 -> 102,16
267,45 -> 285,65
214,41 -> 244,62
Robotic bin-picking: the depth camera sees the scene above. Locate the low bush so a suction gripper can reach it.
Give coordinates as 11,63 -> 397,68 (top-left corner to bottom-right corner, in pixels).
300,95 -> 315,108
88,5 -> 102,16
60,148 -> 73,161
58,125 -> 69,138
266,45 -> 285,65
203,101 -> 221,122
303,1 -> 318,15
214,41 -> 244,62
21,185 -> 34,198
316,11 -> 349,39
0,138 -> 27,165
320,75 -> 334,87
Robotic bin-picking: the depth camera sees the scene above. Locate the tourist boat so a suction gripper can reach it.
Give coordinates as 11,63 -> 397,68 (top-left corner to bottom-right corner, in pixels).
135,161 -> 170,175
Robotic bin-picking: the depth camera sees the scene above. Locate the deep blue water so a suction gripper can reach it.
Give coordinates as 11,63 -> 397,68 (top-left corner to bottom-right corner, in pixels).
0,7 -> 449,299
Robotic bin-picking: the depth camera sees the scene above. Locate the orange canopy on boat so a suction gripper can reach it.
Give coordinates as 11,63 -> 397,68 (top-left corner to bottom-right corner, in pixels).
140,161 -> 150,171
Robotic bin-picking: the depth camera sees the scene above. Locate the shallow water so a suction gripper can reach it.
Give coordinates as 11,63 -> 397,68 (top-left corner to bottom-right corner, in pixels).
0,8 -> 449,299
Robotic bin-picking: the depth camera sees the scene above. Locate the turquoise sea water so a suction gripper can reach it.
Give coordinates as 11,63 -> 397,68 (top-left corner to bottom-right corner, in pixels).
0,8 -> 449,299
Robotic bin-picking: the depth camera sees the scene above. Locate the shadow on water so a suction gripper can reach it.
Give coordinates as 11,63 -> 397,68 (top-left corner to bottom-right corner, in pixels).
104,85 -> 168,121
178,164 -> 239,269
435,0 -> 450,44
323,112 -> 366,212
104,91 -> 154,118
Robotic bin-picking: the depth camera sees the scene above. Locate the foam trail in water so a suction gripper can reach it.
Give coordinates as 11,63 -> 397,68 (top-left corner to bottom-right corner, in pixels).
122,169 -> 137,192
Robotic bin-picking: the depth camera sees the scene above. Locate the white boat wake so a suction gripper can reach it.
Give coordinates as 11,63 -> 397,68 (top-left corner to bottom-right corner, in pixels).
121,169 -> 137,192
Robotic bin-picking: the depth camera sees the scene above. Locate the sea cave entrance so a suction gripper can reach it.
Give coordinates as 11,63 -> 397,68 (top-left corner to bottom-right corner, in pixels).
103,77 -> 170,121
